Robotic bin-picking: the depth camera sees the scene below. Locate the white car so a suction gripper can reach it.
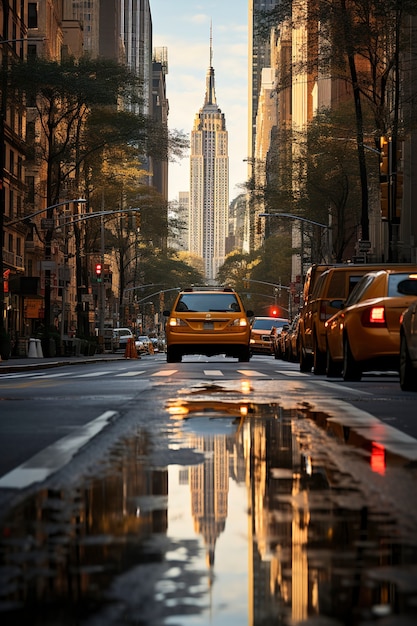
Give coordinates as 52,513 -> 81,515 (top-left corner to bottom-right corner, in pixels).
135,335 -> 153,354
112,328 -> 134,351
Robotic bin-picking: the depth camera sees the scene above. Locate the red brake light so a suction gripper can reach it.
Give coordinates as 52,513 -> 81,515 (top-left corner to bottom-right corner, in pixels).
362,306 -> 386,327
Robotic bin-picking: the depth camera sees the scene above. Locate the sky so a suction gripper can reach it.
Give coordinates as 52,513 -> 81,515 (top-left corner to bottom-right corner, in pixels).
150,0 -> 249,204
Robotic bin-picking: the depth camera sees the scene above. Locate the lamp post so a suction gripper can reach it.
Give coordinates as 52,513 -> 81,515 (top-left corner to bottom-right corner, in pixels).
59,207 -> 142,344
260,211 -> 331,268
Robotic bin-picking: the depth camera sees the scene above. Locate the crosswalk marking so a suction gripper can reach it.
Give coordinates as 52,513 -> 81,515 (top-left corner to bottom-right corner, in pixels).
0,367 -> 309,381
116,371 -> 146,377
151,370 -> 178,377
279,370 -> 309,377
73,371 -> 114,378
237,369 -> 267,377
34,372 -> 70,378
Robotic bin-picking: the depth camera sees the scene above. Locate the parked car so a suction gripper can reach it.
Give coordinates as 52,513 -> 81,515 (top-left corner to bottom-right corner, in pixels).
325,268 -> 417,381
271,321 -> 290,359
279,314 -> 301,362
250,317 -> 288,356
399,294 -> 417,391
112,327 -> 134,351
163,286 -> 253,363
298,263 -> 417,374
135,335 -> 153,354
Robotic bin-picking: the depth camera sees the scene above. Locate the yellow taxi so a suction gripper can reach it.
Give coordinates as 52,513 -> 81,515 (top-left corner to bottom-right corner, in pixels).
325,269 -> 417,381
163,287 -> 253,363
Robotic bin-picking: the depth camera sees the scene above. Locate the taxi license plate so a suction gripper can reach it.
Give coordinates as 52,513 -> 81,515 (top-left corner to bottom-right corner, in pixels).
203,321 -> 214,329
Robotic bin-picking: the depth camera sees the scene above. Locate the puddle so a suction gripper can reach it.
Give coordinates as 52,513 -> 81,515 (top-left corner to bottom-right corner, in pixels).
1,395 -> 417,625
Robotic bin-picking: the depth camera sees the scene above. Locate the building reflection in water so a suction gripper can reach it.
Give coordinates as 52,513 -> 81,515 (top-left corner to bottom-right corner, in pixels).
175,401 -> 415,625
1,399 -> 416,624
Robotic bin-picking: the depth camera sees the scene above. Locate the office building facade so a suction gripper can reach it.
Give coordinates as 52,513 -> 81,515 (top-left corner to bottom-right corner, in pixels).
189,44 -> 229,282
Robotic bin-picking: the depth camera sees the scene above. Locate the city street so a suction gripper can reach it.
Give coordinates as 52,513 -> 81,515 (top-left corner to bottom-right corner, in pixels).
0,353 -> 417,625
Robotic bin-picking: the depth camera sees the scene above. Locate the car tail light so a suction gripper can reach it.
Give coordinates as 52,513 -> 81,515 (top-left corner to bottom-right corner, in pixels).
168,317 -> 186,327
361,306 -> 386,327
232,317 -> 248,327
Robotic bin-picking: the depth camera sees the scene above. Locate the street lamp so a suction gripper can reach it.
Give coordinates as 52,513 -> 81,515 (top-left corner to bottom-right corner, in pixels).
260,211 -> 331,269
58,207 -> 142,343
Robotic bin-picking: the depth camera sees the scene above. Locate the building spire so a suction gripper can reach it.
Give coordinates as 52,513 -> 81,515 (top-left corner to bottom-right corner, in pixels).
204,21 -> 217,106
210,20 -> 213,68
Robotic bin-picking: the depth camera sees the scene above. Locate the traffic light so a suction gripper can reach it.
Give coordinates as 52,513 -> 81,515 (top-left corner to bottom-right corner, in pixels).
270,306 -> 279,317
95,263 -> 102,282
379,136 -> 389,181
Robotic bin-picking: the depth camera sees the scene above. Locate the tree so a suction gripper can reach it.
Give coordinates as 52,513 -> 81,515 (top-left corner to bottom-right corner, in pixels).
7,54 -> 188,336
255,0 -> 417,253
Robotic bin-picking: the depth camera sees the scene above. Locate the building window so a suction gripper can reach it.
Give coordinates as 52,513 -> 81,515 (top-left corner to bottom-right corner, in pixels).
26,176 -> 35,204
28,3 -> 38,28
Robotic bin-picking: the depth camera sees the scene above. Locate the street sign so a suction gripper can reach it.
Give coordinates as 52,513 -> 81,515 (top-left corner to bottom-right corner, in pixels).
358,240 -> 372,251
41,218 -> 55,230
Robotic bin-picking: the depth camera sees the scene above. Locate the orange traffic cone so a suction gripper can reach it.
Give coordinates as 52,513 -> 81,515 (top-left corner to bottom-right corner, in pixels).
124,337 -> 139,359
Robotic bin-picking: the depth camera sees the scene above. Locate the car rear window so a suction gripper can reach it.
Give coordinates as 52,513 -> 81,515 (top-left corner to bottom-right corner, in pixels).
344,274 -> 376,306
388,273 -> 417,296
252,318 -> 284,330
175,293 -> 241,313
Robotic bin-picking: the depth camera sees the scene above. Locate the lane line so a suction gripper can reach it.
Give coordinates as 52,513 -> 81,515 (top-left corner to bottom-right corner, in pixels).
0,410 -> 118,489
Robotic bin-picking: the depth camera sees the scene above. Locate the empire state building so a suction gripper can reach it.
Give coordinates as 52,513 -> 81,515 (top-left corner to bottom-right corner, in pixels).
189,39 -> 229,282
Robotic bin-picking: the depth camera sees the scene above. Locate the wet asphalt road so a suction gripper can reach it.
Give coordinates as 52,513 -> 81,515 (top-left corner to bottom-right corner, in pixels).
0,353 -> 416,625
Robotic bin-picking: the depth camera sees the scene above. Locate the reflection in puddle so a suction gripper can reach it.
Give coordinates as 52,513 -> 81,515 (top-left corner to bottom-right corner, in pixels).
1,398 -> 417,625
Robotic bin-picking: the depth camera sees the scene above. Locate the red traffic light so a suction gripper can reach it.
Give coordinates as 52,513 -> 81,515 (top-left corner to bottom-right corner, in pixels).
95,263 -> 102,276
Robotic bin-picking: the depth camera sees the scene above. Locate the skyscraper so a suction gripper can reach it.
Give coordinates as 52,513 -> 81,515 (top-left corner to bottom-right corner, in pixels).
189,33 -> 229,282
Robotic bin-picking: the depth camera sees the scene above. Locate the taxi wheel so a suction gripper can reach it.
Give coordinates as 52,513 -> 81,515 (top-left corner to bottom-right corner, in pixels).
313,335 -> 326,375
167,347 -> 182,363
342,337 -> 362,381
300,345 -> 313,373
326,346 -> 341,378
238,347 -> 251,362
399,334 -> 417,391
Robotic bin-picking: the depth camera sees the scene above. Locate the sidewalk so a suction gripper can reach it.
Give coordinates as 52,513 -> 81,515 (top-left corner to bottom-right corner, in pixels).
0,352 -> 130,374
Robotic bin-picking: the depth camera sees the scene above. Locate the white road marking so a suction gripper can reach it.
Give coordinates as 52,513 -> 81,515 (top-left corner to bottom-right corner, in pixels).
0,410 -> 118,489
237,370 -> 267,377
116,371 -> 146,377
32,372 -> 70,379
152,370 -> 178,377
203,370 -> 224,376
279,370 -> 309,377
73,371 -> 114,378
